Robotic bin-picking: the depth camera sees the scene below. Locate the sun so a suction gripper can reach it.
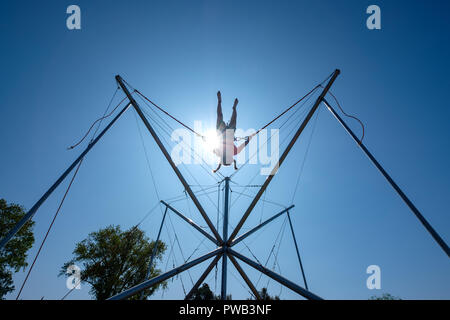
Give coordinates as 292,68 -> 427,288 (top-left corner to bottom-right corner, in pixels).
201,129 -> 220,152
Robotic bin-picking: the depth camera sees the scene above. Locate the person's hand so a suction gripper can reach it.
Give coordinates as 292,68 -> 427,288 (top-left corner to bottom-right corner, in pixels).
217,91 -> 222,102
246,133 -> 256,142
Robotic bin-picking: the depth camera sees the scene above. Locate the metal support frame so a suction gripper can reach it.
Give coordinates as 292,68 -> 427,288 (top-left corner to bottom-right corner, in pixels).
146,206 -> 168,276
109,248 -> 222,300
322,98 -> 450,258
229,249 -> 322,300
3,72 -> 341,300
221,177 -> 230,300
116,75 -> 223,244
110,72 -> 340,300
0,102 -> 132,250
161,201 -> 218,245
5,71 -> 441,301
227,253 -> 262,300
227,70 -> 341,244
287,211 -> 308,289
140,206 -> 168,299
143,207 -> 168,277
185,254 -> 222,300
231,205 -> 294,247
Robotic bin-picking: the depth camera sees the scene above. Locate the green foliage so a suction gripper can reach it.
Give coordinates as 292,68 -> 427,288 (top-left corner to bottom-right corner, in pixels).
246,287 -> 280,300
258,287 -> 280,300
369,293 -> 401,300
60,225 -> 166,300
188,283 -> 231,300
190,283 -> 216,300
0,199 -> 35,299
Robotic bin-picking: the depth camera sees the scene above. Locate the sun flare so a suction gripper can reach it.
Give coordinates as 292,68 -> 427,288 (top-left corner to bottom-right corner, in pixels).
202,129 -> 220,152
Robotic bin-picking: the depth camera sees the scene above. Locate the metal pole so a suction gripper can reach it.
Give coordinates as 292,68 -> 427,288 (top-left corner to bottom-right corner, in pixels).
322,99 -> 450,258
229,248 -> 322,300
227,253 -> 262,300
185,253 -> 222,300
109,248 -> 222,300
115,75 -> 223,244
228,69 -> 341,244
287,211 -> 308,290
161,201 -> 218,245
144,207 -> 168,280
221,177 -> 230,300
231,205 -> 294,247
140,206 -> 167,299
0,102 -> 131,250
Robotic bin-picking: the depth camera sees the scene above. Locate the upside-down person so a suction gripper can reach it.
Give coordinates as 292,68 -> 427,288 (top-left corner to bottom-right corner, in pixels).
212,91 -> 254,173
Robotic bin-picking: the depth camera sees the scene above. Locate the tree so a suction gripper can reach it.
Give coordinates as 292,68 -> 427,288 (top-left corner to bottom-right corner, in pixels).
247,287 -> 280,300
258,287 -> 280,300
0,199 -> 35,299
369,293 -> 401,300
188,283 -> 231,300
60,225 -> 166,300
190,283 -> 215,300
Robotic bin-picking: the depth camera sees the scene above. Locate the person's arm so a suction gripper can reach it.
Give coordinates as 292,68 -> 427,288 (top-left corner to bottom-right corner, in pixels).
234,135 -> 253,155
213,163 -> 222,173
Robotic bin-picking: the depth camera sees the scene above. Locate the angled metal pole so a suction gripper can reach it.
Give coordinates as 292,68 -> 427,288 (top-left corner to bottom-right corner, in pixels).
231,205 -> 294,247
0,102 -> 131,250
142,206 -> 168,297
185,253 -> 222,300
229,248 -> 322,300
115,75 -> 222,244
228,69 -> 341,244
221,177 -> 230,300
287,211 -> 308,290
322,98 -> 450,258
227,252 -> 262,300
161,201 -> 218,245
109,247 -> 222,300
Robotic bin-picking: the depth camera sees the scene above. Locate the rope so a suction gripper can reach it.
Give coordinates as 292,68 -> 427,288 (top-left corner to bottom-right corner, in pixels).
291,105 -> 321,203
16,158 -> 84,299
168,213 -> 195,286
230,86 -> 318,179
252,85 -> 320,136
256,216 -> 288,288
234,71 -> 334,141
326,89 -> 365,144
92,87 -> 119,138
135,84 -> 322,146
137,94 -> 224,181
134,89 -> 205,139
67,96 -> 128,150
143,109 -> 223,211
136,201 -> 161,228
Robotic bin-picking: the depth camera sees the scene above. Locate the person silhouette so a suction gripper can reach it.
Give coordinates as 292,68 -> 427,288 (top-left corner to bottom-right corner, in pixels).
213,91 -> 252,173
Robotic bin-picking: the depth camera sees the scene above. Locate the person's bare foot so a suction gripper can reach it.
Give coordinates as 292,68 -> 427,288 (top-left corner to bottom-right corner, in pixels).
233,98 -> 238,109
217,91 -> 222,103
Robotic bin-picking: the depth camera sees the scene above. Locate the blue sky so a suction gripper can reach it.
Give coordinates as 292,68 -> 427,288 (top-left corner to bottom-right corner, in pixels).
0,0 -> 449,300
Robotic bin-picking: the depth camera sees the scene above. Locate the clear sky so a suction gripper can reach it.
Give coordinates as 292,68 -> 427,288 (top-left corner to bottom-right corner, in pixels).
1,0 -> 449,300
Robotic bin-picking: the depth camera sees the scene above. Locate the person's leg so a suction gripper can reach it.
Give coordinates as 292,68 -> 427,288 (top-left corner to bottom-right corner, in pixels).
228,98 -> 238,129
233,159 -> 238,170
216,91 -> 225,130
